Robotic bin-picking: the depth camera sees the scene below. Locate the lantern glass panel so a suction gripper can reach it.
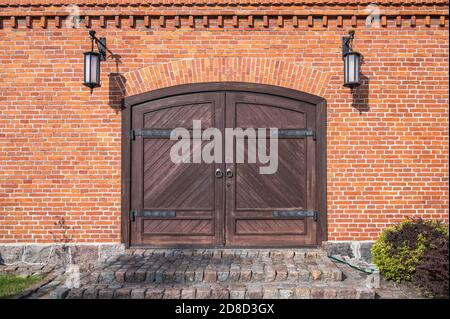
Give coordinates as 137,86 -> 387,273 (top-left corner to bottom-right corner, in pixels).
343,52 -> 361,88
83,52 -> 100,88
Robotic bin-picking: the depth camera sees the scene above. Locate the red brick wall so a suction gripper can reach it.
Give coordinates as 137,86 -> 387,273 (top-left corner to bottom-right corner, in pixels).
0,1 -> 448,243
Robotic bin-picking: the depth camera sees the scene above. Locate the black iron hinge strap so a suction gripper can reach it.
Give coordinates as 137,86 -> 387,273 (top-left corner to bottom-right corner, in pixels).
130,210 -> 176,222
271,129 -> 316,140
273,210 -> 318,221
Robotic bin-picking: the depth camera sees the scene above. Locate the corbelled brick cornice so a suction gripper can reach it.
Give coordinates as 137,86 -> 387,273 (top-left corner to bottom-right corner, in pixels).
0,0 -> 448,6
0,0 -> 447,29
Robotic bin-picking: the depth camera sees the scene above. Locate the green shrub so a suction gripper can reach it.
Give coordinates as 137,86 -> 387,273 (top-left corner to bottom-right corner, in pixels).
372,218 -> 448,283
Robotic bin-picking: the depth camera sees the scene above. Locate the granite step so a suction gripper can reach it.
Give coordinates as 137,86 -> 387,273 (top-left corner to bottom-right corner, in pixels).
61,281 -> 375,299
44,249 -> 377,299
92,249 -> 344,285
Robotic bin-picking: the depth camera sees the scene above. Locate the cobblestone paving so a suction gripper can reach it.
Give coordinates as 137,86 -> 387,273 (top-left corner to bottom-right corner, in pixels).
21,248 -> 425,299
0,263 -> 56,278
46,249 -> 377,299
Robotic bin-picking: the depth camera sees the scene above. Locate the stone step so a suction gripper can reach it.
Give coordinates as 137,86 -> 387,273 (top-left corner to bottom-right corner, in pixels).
96,262 -> 342,285
93,249 -> 343,285
62,282 -> 375,299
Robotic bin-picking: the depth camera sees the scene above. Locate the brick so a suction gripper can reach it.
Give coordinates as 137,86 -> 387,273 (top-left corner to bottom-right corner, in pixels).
154,269 -> 164,283
115,269 -> 126,283
287,266 -> 299,281
194,268 -> 204,282
211,287 -> 229,299
298,269 -> 310,282
264,267 -> 276,281
311,270 -> 322,281
98,289 -> 115,299
203,268 -> 217,283
185,269 -> 196,283
279,289 -> 294,299
240,267 -> 252,282
181,288 -> 196,299
294,287 -> 311,299
163,288 -> 181,299
229,265 -> 240,281
114,288 -> 131,299
323,288 -> 337,299
65,289 -> 84,299
131,288 -> 147,299
274,265 -> 287,281
356,288 -> 375,299
145,288 -> 164,299
251,265 -> 264,281
337,288 -> 357,299
217,267 -> 229,282
263,287 -> 278,299
134,269 -> 147,282
311,288 -> 325,299
82,288 -> 98,299
246,286 -> 263,299
163,269 -> 175,283
196,287 -> 211,299
174,269 -> 185,283
229,286 -> 246,299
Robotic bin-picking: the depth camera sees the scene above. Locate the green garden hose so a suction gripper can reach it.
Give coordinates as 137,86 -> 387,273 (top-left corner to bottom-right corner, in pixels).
328,255 -> 376,275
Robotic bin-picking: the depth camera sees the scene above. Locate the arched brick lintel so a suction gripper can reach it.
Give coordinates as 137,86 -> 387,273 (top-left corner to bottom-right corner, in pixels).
119,57 -> 331,99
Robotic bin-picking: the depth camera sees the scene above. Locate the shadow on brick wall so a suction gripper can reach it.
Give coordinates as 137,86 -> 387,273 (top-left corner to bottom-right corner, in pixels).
351,73 -> 370,113
108,54 -> 126,113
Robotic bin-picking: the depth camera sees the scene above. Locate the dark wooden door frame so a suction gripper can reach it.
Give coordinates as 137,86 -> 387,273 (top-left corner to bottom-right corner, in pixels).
122,82 -> 327,248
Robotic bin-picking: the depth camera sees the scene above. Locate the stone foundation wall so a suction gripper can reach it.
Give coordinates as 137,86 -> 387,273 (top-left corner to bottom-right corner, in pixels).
322,241 -> 374,263
1,242 -> 374,269
0,244 -> 125,269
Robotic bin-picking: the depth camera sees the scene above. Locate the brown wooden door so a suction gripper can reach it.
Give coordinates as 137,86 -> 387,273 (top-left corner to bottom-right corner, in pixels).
126,84 -> 324,247
130,92 -> 225,247
224,92 -> 318,246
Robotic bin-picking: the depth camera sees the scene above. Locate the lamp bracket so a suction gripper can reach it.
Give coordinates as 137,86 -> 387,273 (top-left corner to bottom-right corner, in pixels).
342,30 -> 355,57
98,37 -> 107,61
88,31 -> 108,61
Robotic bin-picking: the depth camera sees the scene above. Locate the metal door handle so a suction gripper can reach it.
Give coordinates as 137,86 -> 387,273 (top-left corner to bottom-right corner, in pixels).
215,168 -> 223,178
226,168 -> 233,178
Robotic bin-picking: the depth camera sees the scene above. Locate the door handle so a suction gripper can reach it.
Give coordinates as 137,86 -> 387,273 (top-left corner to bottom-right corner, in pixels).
226,168 -> 233,178
215,168 -> 223,178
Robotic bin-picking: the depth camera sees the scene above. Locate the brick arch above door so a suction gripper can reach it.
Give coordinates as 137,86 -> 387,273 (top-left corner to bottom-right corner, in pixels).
118,57 -> 332,98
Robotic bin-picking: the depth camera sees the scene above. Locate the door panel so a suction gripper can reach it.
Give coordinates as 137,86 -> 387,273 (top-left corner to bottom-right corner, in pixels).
236,103 -> 306,128
225,92 -> 318,246
143,139 -> 213,210
130,92 -> 225,247
235,138 -> 307,209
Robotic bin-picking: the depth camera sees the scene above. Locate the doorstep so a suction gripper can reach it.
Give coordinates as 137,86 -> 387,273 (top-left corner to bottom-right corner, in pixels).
33,249 -> 377,299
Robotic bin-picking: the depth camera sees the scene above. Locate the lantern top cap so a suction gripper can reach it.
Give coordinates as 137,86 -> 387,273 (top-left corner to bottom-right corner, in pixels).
83,51 -> 101,55
343,51 -> 361,57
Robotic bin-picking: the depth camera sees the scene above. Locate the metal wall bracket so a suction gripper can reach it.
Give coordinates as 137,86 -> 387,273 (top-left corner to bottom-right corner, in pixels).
342,30 -> 355,57
98,37 -> 107,61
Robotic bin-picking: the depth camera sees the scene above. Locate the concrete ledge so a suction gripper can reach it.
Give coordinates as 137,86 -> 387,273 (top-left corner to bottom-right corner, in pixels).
0,244 -> 125,270
322,241 -> 375,263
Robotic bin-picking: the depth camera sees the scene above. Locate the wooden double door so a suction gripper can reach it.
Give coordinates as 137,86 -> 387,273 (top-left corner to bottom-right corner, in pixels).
125,84 -> 326,247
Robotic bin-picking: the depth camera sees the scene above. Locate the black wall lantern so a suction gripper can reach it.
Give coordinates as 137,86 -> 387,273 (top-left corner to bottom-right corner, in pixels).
83,31 -> 107,93
342,30 -> 361,88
